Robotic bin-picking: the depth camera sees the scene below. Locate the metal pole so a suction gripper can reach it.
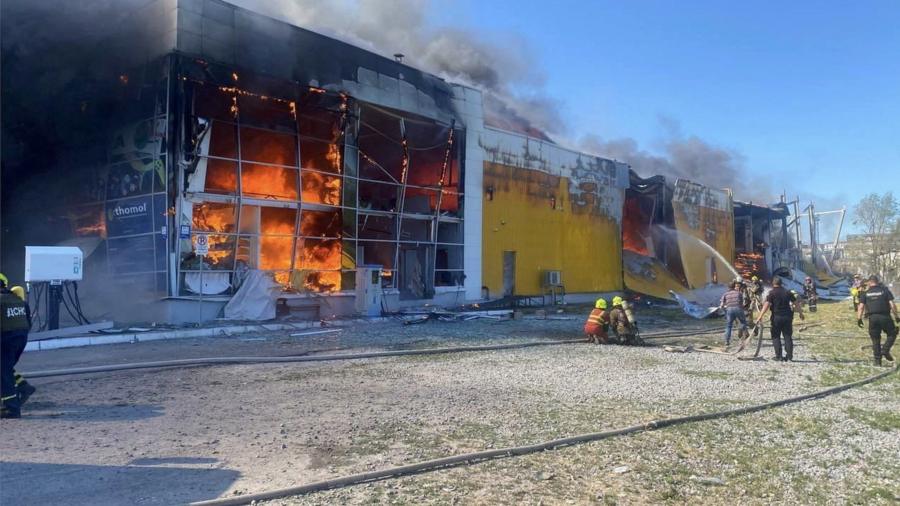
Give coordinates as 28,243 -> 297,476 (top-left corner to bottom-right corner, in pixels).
808,202 -> 817,267
831,207 -> 846,265
199,256 -> 203,325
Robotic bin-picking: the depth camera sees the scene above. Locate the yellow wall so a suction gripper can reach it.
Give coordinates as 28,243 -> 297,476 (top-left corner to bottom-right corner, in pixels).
482,162 -> 623,296
673,203 -> 736,288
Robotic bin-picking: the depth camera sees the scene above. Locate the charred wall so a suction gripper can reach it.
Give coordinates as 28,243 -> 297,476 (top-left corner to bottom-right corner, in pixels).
479,128 -> 627,297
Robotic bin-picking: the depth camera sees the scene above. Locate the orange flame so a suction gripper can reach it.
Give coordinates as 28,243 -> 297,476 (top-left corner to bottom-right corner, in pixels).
622,197 -> 651,256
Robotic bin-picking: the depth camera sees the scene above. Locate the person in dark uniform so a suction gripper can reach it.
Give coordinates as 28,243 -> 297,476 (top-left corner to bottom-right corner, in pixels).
755,277 -> 804,362
1,273 -> 32,418
856,275 -> 899,366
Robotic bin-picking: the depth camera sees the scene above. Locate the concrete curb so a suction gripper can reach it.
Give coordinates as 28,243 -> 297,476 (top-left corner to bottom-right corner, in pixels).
22,310 -> 514,352
23,318 -> 390,352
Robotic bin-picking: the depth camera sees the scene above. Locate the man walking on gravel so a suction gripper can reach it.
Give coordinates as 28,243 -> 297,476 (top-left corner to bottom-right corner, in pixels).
856,275 -> 899,366
755,277 -> 804,362
719,279 -> 748,347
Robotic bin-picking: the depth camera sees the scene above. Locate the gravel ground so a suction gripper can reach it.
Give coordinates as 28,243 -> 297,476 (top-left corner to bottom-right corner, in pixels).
2,301 -> 898,505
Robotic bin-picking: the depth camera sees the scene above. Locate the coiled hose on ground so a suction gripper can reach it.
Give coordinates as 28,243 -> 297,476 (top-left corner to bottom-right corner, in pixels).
189,363 -> 898,506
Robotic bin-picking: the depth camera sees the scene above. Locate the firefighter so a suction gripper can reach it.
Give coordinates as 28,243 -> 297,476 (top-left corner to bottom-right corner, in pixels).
748,275 -> 764,309
803,276 -> 818,313
583,298 -> 610,344
719,280 -> 748,347
1,273 -> 32,419
609,296 -> 638,345
755,277 -> 804,362
9,286 -> 36,405
856,275 -> 899,366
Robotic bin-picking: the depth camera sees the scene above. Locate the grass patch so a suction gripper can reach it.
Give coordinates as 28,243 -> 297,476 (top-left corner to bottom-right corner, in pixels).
679,369 -> 734,380
845,406 -> 900,432
817,364 -> 877,387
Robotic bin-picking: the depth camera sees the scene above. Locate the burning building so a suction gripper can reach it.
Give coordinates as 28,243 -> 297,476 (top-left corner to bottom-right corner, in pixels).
1,0 -> 776,323
732,200 -> 792,279
2,0 -> 475,321
620,171 -> 736,302
478,130 -> 629,299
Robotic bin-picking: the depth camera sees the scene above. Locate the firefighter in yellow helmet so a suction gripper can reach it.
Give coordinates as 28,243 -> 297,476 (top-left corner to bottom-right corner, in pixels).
1,274 -> 33,418
608,296 -> 638,345
584,298 -> 610,344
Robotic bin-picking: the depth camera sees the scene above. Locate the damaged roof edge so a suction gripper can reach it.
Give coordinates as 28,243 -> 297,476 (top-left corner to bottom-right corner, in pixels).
174,0 -> 471,121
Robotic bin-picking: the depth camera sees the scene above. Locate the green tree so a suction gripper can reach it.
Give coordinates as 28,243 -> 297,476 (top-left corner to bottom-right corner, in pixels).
852,192 -> 900,281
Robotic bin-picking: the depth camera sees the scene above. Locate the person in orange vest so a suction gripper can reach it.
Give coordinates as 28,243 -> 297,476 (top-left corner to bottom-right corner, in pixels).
584,298 -> 610,344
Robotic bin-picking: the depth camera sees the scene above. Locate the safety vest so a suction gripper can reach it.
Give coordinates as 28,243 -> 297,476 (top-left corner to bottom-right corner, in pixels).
1,291 -> 30,333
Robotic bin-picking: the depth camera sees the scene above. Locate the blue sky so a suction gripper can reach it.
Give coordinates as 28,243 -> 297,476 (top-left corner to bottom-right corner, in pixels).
432,0 -> 900,230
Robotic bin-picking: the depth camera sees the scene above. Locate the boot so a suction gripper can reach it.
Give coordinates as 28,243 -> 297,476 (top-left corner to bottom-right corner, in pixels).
871,337 -> 882,365
17,381 -> 36,405
882,333 -> 896,362
772,337 -> 783,361
0,407 -> 21,419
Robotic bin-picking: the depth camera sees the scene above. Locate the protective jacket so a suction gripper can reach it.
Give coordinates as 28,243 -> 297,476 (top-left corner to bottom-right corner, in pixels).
584,308 -> 609,336
1,290 -> 31,335
609,307 -> 632,336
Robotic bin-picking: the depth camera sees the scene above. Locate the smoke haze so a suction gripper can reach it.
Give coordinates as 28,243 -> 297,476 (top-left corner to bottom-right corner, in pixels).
232,0 -> 564,138
234,0 -> 778,201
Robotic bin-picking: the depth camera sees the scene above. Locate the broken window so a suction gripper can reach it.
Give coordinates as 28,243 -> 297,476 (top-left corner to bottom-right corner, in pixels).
240,127 -> 297,166
301,170 -> 341,205
358,214 -> 397,241
399,218 -> 432,242
241,163 -> 298,200
300,140 -> 341,173
358,180 -> 400,212
193,203 -> 237,233
358,241 -> 396,271
208,121 -> 238,159
203,159 -> 239,194
300,209 -> 341,237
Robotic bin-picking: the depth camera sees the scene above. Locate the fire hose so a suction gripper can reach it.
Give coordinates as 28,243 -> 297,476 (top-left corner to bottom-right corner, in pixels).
189,363 -> 898,506
24,328 -> 725,379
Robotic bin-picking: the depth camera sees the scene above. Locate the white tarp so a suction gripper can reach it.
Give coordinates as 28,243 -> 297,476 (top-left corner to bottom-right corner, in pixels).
670,284 -> 727,319
223,270 -> 280,320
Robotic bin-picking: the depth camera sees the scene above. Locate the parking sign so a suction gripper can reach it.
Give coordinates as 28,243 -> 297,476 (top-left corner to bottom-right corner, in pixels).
195,234 -> 209,256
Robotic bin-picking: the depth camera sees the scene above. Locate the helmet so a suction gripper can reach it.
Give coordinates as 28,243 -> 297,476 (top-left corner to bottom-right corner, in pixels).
734,277 -> 744,285
0,272 -> 7,287
791,290 -> 799,295
10,286 -> 25,300
751,275 -> 759,281
854,273 -> 861,279
595,298 -> 607,309
612,296 -> 624,306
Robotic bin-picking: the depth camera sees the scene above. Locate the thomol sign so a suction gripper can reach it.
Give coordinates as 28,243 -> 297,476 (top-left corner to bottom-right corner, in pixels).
106,195 -> 153,237
112,201 -> 149,218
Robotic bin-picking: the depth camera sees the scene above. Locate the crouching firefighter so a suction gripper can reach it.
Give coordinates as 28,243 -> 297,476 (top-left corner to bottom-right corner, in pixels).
856,275 -> 899,366
609,296 -> 641,345
584,298 -> 610,344
1,273 -> 32,419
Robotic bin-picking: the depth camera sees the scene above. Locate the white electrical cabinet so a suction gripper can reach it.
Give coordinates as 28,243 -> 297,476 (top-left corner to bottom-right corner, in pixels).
355,266 -> 383,316
25,246 -> 84,282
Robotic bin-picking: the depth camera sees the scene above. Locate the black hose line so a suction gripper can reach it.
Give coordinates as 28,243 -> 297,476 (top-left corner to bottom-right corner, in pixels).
190,364 -> 898,506
25,339 -> 586,378
24,328 -> 727,379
